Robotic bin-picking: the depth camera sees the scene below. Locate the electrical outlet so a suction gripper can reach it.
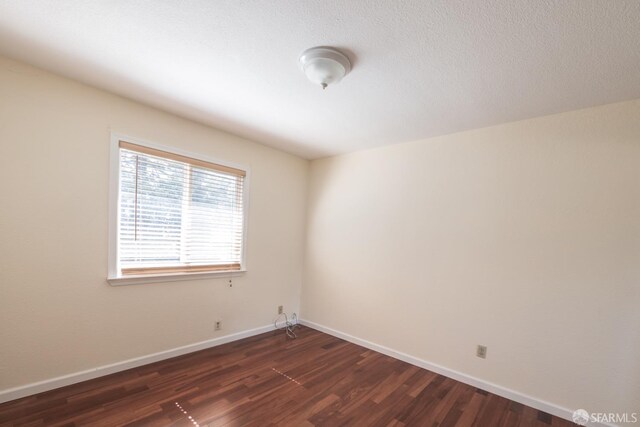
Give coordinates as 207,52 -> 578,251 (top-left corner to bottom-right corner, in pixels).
476,345 -> 487,359
278,305 -> 284,315
215,321 -> 222,331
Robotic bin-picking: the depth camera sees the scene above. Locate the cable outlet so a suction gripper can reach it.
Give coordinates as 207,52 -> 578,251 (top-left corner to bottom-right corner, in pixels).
215,321 -> 222,331
278,305 -> 284,315
476,345 -> 487,359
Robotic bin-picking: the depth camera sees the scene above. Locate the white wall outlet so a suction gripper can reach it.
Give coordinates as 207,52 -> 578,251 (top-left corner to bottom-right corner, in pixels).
476,345 -> 487,359
278,305 -> 283,315
215,321 -> 222,331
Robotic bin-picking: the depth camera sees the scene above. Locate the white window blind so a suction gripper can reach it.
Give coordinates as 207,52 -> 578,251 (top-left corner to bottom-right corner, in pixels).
117,141 -> 245,276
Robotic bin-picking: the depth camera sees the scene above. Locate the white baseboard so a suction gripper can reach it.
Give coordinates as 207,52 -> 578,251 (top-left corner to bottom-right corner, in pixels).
0,324 -> 274,404
299,319 -> 617,427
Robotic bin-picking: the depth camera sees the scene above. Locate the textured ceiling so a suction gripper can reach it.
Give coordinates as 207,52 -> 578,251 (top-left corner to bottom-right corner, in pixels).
0,1 -> 639,159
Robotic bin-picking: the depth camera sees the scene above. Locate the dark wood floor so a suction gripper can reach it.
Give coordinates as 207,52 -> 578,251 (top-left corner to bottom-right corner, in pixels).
0,326 -> 574,426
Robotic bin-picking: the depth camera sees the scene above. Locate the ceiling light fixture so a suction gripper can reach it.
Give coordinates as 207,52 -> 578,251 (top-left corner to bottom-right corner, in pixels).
299,46 -> 351,90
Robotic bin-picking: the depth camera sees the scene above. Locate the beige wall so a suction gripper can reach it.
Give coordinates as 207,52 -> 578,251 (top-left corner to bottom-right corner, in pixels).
0,56 -> 308,390
302,100 -> 640,415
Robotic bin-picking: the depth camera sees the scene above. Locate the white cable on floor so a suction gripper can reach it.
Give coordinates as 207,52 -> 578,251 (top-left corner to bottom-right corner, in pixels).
274,312 -> 299,339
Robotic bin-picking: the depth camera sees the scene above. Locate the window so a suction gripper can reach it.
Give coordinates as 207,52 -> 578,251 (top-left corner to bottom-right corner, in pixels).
108,136 -> 247,284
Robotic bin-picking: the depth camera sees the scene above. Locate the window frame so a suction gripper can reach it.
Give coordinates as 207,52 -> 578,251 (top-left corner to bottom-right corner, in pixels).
107,133 -> 249,286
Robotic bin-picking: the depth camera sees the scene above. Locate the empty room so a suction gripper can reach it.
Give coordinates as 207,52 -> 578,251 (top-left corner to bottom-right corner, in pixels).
0,1 -> 638,426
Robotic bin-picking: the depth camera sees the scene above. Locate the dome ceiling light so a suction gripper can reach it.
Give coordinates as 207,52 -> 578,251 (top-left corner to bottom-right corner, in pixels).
299,46 -> 351,90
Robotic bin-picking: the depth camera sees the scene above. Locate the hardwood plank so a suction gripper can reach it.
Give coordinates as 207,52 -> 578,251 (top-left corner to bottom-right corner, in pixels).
0,327 -> 572,426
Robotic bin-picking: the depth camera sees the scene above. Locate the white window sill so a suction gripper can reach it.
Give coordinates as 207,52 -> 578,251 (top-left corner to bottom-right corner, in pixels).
107,270 -> 246,286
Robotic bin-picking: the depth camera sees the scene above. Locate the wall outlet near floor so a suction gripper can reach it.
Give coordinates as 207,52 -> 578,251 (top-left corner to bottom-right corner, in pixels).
278,305 -> 284,315
215,321 -> 222,331
476,345 -> 487,359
